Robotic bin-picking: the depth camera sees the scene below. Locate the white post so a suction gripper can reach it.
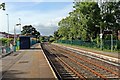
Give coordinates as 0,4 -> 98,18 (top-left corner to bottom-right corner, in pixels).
100,28 -> 103,50
111,34 -> 113,52
14,25 -> 16,46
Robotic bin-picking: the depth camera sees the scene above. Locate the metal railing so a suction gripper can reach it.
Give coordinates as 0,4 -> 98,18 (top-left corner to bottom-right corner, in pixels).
56,40 -> 120,51
0,38 -> 38,55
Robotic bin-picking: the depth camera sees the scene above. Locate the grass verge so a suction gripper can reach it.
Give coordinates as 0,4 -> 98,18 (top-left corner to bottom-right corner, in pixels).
55,43 -> 119,54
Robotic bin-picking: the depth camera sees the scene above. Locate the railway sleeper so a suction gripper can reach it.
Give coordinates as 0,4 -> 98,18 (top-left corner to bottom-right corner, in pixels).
63,76 -> 79,80
83,73 -> 97,78
104,74 -> 118,78
62,74 -> 76,77
61,72 -> 74,75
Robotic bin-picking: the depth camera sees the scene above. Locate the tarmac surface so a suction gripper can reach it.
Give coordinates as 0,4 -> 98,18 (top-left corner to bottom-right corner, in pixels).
1,43 -> 57,80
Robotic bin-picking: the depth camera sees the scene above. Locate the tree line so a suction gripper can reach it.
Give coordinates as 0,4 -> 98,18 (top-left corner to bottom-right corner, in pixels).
54,1 -> 120,42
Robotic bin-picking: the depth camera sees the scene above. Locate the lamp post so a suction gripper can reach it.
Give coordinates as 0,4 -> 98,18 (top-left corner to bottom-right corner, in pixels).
13,24 -> 16,52
18,18 -> 21,34
111,33 -> 113,52
14,25 -> 16,46
15,22 -> 21,38
13,23 -> 21,51
6,14 -> 9,39
104,29 -> 113,51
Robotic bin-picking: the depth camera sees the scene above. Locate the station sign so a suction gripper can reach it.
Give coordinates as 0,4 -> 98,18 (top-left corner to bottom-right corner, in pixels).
103,30 -> 112,34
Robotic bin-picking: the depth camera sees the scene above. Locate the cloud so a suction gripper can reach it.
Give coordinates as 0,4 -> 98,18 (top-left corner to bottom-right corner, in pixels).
0,2 -> 73,36
32,16 -> 64,36
0,10 -> 7,32
36,24 -> 58,36
0,0 -> 74,2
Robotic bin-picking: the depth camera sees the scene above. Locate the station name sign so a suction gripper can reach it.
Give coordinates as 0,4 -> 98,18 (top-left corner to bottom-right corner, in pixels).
103,30 -> 112,34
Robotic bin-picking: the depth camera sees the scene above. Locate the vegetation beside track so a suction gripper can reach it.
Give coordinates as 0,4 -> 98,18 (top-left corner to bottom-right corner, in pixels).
54,42 -> 119,53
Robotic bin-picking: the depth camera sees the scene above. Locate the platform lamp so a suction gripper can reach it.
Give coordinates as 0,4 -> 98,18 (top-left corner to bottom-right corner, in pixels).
13,23 -> 21,51
6,14 -> 9,39
16,18 -> 21,35
18,18 -> 21,35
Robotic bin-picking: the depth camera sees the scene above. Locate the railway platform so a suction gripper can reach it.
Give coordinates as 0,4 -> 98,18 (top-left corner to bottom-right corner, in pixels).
1,43 -> 57,80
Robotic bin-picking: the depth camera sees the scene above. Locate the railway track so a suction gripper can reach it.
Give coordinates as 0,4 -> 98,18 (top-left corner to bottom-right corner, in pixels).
53,44 -> 119,73
42,43 -> 119,80
55,44 -> 120,66
42,44 -> 81,80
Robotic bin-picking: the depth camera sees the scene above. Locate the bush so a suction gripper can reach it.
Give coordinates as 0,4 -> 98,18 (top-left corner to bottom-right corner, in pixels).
0,38 -> 13,46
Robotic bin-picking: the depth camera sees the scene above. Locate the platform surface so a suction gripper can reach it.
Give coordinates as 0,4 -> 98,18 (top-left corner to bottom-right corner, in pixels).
1,43 -> 56,80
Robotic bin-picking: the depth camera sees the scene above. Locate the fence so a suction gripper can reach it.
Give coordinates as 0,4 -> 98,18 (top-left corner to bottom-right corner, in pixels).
0,40 -> 20,55
57,40 -> 120,51
0,37 -> 38,55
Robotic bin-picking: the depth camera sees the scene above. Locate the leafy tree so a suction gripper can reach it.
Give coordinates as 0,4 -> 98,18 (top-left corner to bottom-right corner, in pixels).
0,3 -> 5,10
57,2 -> 101,41
75,2 -> 101,41
54,31 -> 60,40
48,35 -> 54,42
100,1 -> 120,39
58,17 -> 71,40
21,25 -> 40,38
54,1 -> 120,42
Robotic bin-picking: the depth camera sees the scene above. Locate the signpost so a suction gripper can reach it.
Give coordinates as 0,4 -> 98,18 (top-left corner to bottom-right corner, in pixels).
104,30 -> 113,52
100,33 -> 103,50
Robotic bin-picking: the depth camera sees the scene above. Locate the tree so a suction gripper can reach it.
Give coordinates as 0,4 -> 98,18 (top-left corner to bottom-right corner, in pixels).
54,31 -> 60,40
75,2 -> 101,41
54,1 -> 120,42
0,3 -> 5,10
56,2 -> 101,41
58,17 -> 71,40
100,1 -> 120,39
21,25 -> 40,38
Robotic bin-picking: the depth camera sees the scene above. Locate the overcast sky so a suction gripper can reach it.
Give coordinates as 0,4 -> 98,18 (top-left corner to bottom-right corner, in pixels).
0,1 -> 73,36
